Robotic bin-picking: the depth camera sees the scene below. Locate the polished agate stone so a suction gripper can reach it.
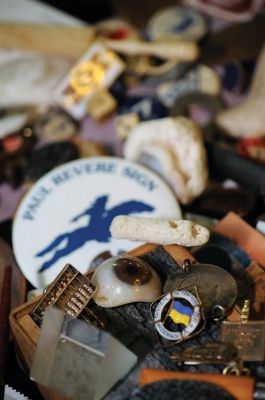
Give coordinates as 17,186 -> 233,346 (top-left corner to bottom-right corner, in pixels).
92,255 -> 161,307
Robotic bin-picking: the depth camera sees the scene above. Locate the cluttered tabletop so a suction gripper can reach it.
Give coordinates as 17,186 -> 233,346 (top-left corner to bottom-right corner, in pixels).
0,0 -> 265,399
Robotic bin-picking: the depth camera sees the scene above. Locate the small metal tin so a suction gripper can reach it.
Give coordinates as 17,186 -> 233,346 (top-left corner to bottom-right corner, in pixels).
54,43 -> 125,120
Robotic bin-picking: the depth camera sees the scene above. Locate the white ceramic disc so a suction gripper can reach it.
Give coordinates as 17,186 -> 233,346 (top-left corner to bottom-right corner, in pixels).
12,157 -> 181,288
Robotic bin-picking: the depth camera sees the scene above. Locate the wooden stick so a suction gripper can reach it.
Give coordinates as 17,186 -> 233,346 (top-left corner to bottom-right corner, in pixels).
0,23 -> 95,59
0,23 -> 199,64
104,38 -> 199,61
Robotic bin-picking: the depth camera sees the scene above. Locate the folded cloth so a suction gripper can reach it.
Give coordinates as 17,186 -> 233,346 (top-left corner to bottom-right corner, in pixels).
0,49 -> 70,108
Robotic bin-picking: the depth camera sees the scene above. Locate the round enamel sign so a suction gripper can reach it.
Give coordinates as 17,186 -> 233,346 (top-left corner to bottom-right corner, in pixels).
13,157 -> 181,288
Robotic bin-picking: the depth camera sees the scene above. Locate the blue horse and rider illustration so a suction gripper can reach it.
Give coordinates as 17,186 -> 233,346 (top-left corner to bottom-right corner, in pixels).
36,195 -> 154,273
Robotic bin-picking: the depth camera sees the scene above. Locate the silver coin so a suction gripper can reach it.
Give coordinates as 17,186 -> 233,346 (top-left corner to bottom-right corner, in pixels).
163,263 -> 238,316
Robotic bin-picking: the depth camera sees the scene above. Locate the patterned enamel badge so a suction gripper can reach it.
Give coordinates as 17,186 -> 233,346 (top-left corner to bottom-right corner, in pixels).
152,289 -> 204,345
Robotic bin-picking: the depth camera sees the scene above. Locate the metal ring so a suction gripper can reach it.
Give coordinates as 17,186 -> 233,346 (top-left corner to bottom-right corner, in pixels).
181,258 -> 192,271
223,365 -> 241,376
212,305 -> 226,321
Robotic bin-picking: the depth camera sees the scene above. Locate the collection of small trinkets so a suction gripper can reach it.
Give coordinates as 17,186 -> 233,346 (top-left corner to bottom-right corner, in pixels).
0,0 -> 265,399
28,229 -> 265,399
